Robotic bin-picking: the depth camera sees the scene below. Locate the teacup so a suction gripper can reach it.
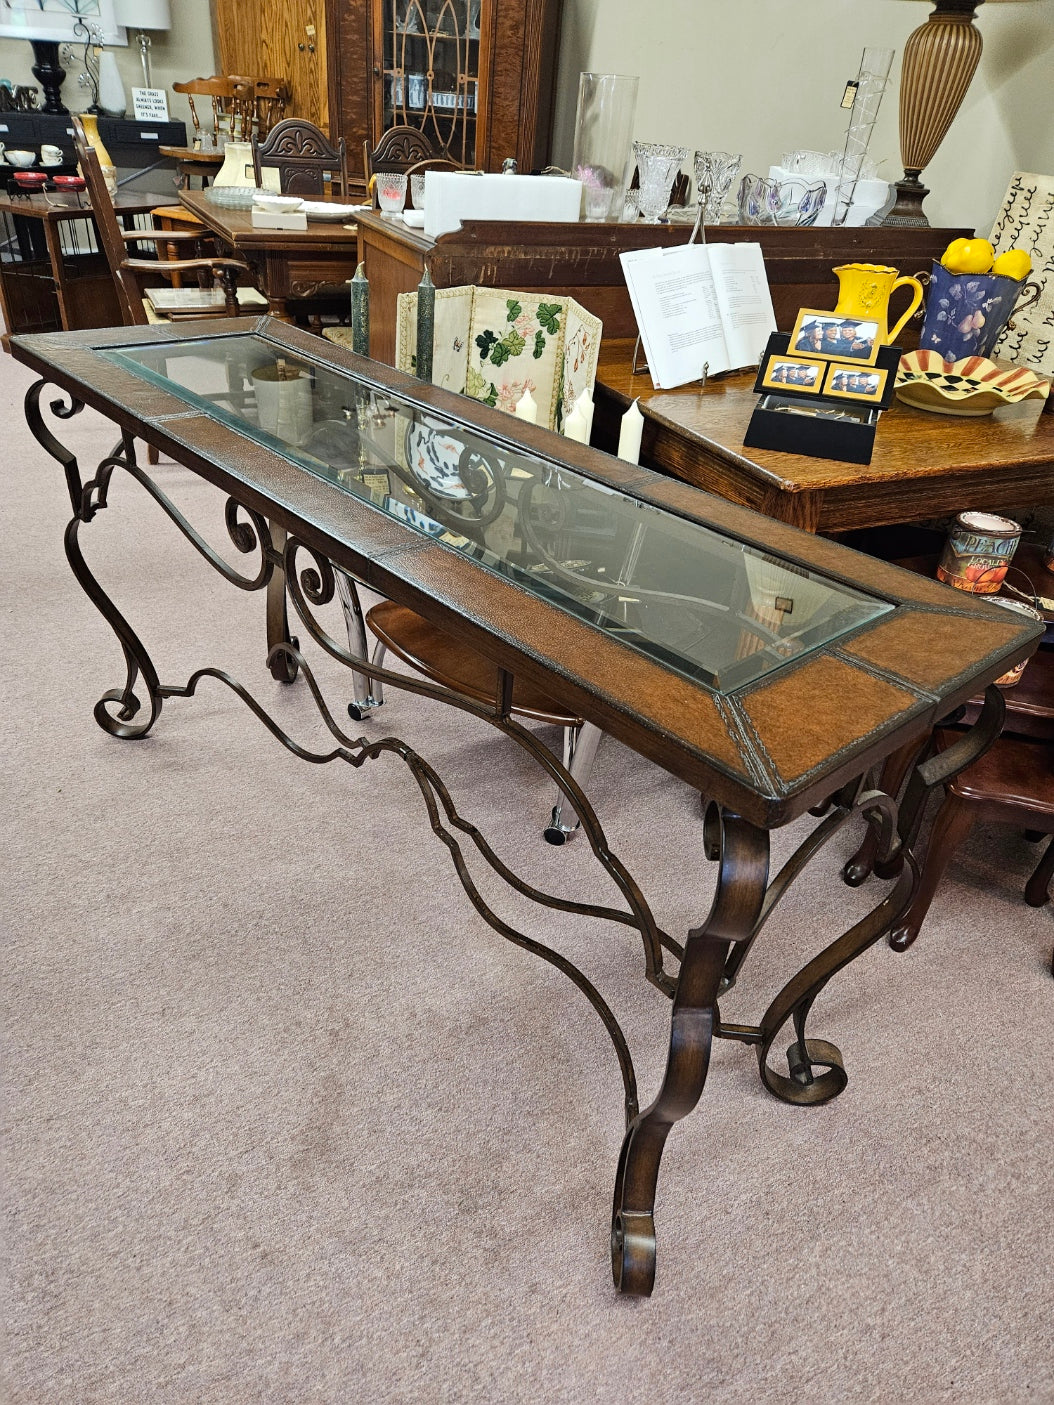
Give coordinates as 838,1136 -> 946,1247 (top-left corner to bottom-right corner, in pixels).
5,149 -> 37,168
40,144 -> 63,166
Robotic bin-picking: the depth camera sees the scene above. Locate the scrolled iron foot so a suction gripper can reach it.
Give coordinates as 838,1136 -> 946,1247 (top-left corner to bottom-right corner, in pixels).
755,854 -> 918,1105
611,1208 -> 657,1297
765,1036 -> 848,1105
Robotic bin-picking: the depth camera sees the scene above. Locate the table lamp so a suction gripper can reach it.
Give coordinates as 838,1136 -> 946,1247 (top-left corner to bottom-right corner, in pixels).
112,0 -> 172,89
886,0 -> 1032,226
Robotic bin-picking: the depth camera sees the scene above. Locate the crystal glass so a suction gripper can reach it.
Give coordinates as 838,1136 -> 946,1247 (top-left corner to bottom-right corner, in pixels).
571,73 -> 639,222
376,171 -> 408,213
410,172 -> 426,209
737,174 -> 826,227
693,150 -> 741,224
632,141 -> 687,224
100,332 -> 891,694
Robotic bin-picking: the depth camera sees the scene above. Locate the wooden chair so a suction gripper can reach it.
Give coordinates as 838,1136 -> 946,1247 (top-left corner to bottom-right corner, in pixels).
72,118 -> 256,327
889,727 -> 1054,970
364,125 -> 448,182
173,76 -> 246,145
252,118 -> 349,199
232,76 -> 290,140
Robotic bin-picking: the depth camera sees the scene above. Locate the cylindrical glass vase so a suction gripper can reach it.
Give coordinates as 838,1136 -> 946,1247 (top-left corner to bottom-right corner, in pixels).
571,73 -> 639,222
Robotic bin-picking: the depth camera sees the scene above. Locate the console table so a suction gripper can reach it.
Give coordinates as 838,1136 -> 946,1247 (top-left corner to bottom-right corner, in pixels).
13,317 -> 1038,1295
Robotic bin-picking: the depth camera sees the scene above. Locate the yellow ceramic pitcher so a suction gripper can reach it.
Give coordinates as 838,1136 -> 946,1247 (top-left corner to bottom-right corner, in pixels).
832,263 -> 924,346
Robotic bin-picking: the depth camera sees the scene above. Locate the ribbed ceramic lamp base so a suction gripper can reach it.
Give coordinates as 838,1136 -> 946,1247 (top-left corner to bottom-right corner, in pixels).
886,0 -> 985,226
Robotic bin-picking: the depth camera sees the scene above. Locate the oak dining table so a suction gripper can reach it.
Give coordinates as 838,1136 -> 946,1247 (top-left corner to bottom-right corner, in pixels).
177,188 -> 361,320
592,339 -> 1054,535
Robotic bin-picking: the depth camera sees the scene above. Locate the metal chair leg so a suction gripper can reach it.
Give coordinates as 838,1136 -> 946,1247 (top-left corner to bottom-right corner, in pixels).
544,720 -> 604,845
335,570 -> 384,720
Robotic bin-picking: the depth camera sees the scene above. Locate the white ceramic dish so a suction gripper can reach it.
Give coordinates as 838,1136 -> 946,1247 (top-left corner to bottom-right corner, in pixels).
298,201 -> 361,222
253,194 -> 303,213
5,150 -> 36,168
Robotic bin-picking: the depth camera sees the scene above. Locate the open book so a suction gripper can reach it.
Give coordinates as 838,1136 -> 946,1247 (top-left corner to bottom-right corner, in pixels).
620,242 -> 777,390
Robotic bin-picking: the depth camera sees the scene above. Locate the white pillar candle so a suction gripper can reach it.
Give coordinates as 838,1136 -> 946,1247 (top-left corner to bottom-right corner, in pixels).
617,398 -> 644,464
573,387 -> 595,441
563,402 -> 589,443
514,387 -> 538,424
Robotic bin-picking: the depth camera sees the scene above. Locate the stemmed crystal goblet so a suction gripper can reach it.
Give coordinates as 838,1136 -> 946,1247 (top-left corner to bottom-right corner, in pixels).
693,150 -> 741,225
632,141 -> 688,223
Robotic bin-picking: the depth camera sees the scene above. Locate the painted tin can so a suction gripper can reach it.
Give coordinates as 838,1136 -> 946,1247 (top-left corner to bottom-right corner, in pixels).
987,595 -> 1043,686
936,511 -> 1022,593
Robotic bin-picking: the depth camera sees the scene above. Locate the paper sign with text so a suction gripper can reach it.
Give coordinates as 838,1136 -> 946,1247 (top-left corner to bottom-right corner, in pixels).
132,88 -> 169,123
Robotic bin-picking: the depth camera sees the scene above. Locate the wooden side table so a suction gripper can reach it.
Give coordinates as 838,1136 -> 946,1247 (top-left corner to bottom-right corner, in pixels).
158,145 -> 225,190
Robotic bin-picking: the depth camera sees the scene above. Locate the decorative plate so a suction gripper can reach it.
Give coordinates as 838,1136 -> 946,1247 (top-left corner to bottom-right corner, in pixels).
404,417 -> 470,499
896,350 -> 1050,416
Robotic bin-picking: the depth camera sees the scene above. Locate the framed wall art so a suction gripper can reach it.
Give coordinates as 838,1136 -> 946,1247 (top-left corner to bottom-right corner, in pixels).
0,0 -> 127,44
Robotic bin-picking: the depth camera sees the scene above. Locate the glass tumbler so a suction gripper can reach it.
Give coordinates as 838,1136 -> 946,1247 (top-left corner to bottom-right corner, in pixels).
693,150 -> 741,224
570,73 -> 639,222
376,172 -> 408,213
632,141 -> 688,223
410,173 -> 427,210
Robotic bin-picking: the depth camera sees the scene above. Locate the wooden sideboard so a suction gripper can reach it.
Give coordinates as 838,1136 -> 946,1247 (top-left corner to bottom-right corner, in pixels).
356,213 -> 972,365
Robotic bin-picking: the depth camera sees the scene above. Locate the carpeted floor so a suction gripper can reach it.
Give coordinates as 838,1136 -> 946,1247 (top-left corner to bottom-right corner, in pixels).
2,346 -> 1052,1404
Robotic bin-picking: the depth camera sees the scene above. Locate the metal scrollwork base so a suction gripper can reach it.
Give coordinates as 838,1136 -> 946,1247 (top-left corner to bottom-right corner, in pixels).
26,378 -> 954,1297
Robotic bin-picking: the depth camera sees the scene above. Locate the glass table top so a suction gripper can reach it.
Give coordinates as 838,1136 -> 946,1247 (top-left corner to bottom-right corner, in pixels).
102,333 -> 892,693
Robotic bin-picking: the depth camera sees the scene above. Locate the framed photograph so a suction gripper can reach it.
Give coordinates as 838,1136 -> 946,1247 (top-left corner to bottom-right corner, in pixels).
0,1 -> 126,44
760,356 -> 824,394
789,309 -> 881,366
823,362 -> 887,400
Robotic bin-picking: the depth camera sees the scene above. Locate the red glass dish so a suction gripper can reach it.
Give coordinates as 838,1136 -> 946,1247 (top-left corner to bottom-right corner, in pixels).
50,174 -> 86,191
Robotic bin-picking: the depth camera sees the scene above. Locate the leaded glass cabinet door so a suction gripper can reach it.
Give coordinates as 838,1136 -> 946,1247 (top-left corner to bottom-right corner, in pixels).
371,0 -> 492,168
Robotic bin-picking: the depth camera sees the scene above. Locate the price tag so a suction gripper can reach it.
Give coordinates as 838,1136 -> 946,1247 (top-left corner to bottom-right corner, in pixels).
131,87 -> 170,123
840,79 -> 859,110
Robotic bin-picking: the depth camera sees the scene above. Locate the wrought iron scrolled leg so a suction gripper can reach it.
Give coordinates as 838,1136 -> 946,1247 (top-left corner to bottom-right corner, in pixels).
843,740 -> 922,886
266,522 -> 299,684
755,853 -> 918,1104
611,812 -> 769,1296
64,511 -> 163,738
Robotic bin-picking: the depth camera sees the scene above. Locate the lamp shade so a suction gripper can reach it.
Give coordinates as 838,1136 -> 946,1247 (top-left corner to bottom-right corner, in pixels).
112,0 -> 172,29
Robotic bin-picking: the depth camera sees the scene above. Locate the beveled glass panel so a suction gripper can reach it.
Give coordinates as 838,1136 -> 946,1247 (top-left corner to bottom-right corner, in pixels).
101,333 -> 892,693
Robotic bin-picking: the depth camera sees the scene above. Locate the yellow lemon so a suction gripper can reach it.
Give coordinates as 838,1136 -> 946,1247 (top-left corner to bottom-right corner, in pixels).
941,238 -> 995,275
992,248 -> 1031,281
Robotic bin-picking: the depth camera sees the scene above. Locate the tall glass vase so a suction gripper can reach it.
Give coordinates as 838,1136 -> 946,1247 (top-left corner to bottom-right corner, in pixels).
831,46 -> 894,227
570,73 -> 639,222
